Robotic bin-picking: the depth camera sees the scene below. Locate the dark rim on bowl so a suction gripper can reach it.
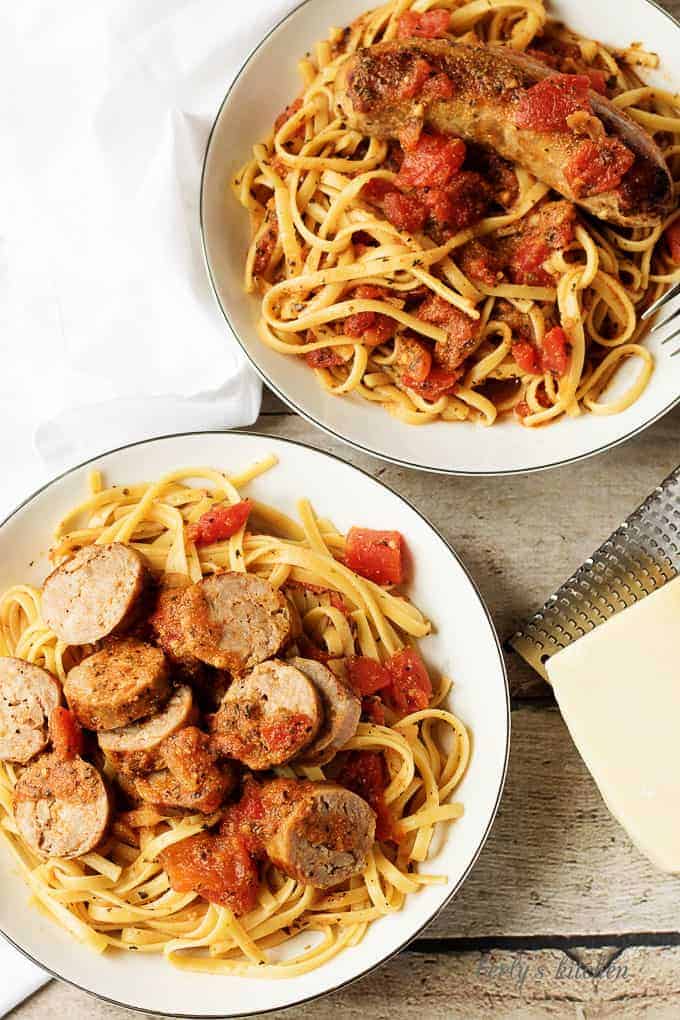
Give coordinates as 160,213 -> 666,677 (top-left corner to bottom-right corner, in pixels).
199,0 -> 680,478
0,429 -> 510,1018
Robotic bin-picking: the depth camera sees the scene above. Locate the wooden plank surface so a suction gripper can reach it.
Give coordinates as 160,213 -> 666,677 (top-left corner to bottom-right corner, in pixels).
10,0 -> 680,1015
15,946 -> 680,1020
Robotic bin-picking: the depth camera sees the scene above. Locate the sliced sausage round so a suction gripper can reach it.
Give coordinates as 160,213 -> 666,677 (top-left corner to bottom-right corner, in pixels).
64,638 -> 170,731
14,753 -> 110,858
42,543 -> 147,646
98,685 -> 195,775
209,659 -> 322,770
0,658 -> 61,764
134,728 -> 237,814
148,585 -> 204,678
263,780 -> 376,888
289,657 -> 361,767
181,572 -> 291,673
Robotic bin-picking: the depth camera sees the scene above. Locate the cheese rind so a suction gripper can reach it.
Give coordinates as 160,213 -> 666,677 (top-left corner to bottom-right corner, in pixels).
547,576 -> 680,874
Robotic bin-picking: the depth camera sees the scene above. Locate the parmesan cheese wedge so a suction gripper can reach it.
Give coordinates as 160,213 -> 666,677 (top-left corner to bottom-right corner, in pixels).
546,576 -> 680,873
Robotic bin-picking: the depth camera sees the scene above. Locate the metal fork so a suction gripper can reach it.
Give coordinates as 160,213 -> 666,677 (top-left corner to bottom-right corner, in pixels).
641,278 -> 680,356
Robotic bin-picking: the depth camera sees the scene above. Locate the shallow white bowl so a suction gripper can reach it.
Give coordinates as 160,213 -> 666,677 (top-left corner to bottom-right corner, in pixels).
0,432 -> 509,1017
201,0 -> 680,475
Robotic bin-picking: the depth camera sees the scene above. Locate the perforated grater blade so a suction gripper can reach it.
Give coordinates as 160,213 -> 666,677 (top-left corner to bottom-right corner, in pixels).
509,464 -> 680,681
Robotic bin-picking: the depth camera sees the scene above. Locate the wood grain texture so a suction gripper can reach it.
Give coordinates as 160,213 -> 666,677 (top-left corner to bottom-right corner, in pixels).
15,946 -> 680,1020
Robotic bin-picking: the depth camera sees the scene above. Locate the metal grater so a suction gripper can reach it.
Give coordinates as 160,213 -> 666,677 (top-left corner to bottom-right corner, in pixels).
509,464 -> 680,681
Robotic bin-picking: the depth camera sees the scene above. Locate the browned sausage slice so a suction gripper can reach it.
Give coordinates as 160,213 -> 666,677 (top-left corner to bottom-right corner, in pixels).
98,685 -> 195,774
262,780 -> 376,888
336,39 -> 673,227
209,660 -> 322,770
0,658 -> 61,764
14,753 -> 110,858
42,543 -> 147,645
289,657 -> 361,766
64,638 -> 170,731
148,585 -> 204,678
133,728 -> 236,814
180,572 -> 291,673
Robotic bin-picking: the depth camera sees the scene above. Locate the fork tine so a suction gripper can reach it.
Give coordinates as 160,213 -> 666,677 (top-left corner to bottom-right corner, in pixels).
650,304 -> 680,334
660,326 -> 680,346
641,279 -> 680,321
671,345 -> 680,357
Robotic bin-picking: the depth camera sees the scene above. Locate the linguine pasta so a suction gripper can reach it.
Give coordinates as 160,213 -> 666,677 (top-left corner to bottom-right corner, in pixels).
234,0 -> 680,428
0,457 -> 469,976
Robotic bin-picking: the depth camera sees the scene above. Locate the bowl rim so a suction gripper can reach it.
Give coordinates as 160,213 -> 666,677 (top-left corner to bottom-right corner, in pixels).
0,428 -> 510,1018
199,0 -> 680,478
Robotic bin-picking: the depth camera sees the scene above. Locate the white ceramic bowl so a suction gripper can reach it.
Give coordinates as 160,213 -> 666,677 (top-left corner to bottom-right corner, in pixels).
201,0 -> 680,476
0,432 -> 509,1017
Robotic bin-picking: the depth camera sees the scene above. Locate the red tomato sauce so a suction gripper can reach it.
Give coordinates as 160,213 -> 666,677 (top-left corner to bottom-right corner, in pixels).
385,648 -> 432,716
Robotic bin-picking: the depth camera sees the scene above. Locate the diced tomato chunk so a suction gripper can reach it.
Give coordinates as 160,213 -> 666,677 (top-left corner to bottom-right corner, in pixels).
345,310 -> 396,346
337,751 -> 393,841
347,656 -> 392,696
397,9 -> 451,39
460,240 -> 502,286
513,340 -> 542,375
395,334 -> 432,384
417,293 -> 477,372
345,527 -> 406,586
421,172 -> 490,230
514,74 -> 591,131
383,189 -> 428,233
585,68 -> 608,94
396,133 -> 466,189
515,399 -> 531,419
541,326 -> 571,377
564,137 -> 634,197
421,73 -> 455,102
398,57 -> 433,100
509,236 -> 552,287
187,500 -> 251,546
306,346 -> 345,369
344,311 -> 377,338
161,832 -> 260,915
385,648 -> 432,715
49,707 -> 83,761
665,219 -> 680,262
407,365 -> 461,400
514,328 -> 571,377
362,178 -> 395,207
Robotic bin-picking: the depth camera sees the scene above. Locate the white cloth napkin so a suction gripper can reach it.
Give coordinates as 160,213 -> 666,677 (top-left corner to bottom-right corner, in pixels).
2,0 -> 300,485
0,0 -> 296,1010
0,941 -> 47,1016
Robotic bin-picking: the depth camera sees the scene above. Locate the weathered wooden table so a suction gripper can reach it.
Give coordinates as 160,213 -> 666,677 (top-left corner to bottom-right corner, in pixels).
13,3 -> 680,1013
